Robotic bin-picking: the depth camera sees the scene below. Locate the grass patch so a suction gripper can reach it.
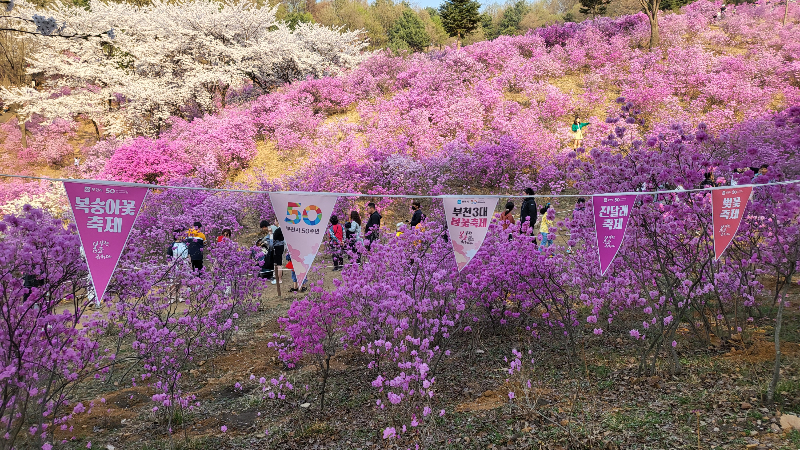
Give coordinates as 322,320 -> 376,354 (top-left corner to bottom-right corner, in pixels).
138,436 -> 215,450
297,421 -> 335,440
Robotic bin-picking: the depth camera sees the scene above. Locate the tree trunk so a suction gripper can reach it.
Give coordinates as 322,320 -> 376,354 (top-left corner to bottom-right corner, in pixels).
784,0 -> 789,26
768,271 -> 794,403
19,118 -> 26,148
648,11 -> 660,48
319,356 -> 330,409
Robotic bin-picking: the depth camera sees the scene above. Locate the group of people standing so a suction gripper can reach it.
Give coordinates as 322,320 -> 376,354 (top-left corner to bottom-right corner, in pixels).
251,203 -> 384,290
699,165 -> 770,189
169,221 -> 207,272
499,188 -> 560,251
164,159 -> 779,301
326,202 -> 382,270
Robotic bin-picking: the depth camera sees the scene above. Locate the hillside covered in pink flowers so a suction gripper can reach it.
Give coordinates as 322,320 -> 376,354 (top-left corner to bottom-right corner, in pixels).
1,1 -> 800,449
1,0 -> 798,207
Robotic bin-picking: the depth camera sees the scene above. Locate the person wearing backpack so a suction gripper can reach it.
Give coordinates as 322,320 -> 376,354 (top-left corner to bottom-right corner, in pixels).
327,215 -> 344,271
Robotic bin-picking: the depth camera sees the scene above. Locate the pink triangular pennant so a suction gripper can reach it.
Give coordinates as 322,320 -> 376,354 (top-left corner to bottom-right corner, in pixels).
64,182 -> 148,302
442,197 -> 498,271
269,193 -> 338,286
592,194 -> 636,275
711,186 -> 752,260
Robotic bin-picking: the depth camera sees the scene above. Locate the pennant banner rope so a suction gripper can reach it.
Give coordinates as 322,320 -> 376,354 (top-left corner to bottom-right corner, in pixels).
2,173 -> 799,199
6,175 -> 798,285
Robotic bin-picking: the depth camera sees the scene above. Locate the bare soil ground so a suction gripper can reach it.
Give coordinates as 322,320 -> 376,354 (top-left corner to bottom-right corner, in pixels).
47,275 -> 800,450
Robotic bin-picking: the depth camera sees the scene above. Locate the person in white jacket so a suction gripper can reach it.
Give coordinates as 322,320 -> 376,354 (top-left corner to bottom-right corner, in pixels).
344,210 -> 363,264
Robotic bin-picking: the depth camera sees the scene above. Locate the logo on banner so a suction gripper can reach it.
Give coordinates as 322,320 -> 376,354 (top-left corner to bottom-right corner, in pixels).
443,197 -> 499,271
711,187 -> 752,260
64,182 -> 149,303
592,194 -> 636,275
269,193 -> 338,286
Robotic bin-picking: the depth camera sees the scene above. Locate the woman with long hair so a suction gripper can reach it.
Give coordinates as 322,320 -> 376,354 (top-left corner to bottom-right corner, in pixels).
345,210 -> 363,263
499,201 -> 515,230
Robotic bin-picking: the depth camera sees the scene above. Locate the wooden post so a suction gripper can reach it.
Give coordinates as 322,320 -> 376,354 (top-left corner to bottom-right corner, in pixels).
274,264 -> 282,298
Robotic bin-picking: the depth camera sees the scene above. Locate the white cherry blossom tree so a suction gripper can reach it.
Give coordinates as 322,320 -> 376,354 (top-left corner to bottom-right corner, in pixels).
1,0 -> 368,136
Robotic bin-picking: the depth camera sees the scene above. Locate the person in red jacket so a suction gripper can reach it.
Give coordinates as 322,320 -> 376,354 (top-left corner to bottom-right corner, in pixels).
217,228 -> 231,243
327,215 -> 344,271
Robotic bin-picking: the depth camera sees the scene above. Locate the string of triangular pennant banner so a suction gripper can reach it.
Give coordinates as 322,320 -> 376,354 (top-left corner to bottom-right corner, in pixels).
10,176 -> 780,300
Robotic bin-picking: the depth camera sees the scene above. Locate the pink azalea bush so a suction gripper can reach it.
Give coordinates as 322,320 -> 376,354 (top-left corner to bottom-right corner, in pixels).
270,103 -> 799,443
20,118 -> 78,166
0,1 -> 799,446
3,0 -> 791,190
102,109 -> 258,184
0,207 -> 108,449
0,117 -> 76,168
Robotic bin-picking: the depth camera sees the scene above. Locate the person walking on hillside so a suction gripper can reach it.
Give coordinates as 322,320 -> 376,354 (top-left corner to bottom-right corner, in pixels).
519,188 -> 538,235
271,218 -> 285,285
575,197 -> 586,211
499,201 -> 516,230
327,215 -> 344,270
409,200 -> 425,228
730,168 -> 745,186
168,228 -> 190,261
498,201 -> 516,240
571,118 -> 590,149
365,202 -> 382,249
187,221 -> 205,274
754,164 -> 770,183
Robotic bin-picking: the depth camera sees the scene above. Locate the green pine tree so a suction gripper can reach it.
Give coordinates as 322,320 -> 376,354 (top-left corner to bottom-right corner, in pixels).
495,0 -> 529,37
286,11 -> 314,30
388,9 -> 431,52
439,0 -> 481,48
659,0 -> 691,11
578,0 -> 611,18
